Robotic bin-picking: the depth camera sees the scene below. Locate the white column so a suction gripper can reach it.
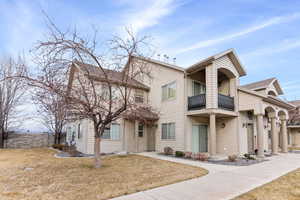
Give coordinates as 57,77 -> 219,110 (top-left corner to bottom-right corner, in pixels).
256,114 -> 264,158
271,117 -> 278,155
209,113 -> 217,156
281,119 -> 288,153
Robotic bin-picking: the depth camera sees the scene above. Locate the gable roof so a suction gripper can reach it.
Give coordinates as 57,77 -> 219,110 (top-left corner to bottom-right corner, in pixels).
289,100 -> 300,107
186,49 -> 247,76
73,61 -> 150,91
241,77 -> 283,95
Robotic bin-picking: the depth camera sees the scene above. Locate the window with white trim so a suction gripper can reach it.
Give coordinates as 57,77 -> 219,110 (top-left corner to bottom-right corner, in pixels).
101,123 -> 121,140
138,123 -> 144,137
135,89 -> 144,103
162,81 -> 176,101
161,123 -> 175,140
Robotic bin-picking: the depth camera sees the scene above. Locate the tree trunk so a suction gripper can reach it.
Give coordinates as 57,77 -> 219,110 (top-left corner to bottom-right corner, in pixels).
58,132 -> 61,144
94,137 -> 101,168
0,130 -> 3,148
54,133 -> 58,144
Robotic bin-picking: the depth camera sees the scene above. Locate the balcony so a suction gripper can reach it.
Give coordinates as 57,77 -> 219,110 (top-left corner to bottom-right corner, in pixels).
188,94 -> 206,110
187,94 -> 234,111
218,94 -> 234,111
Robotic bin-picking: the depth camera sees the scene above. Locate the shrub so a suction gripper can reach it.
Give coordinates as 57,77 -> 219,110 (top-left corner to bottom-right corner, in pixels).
228,154 -> 238,162
198,153 -> 209,161
52,144 -> 65,151
175,151 -> 184,157
164,147 -> 174,155
184,152 -> 192,159
243,153 -> 256,160
191,153 -> 209,161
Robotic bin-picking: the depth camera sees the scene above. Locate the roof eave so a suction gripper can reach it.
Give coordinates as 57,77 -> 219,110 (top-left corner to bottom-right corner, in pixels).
186,49 -> 247,76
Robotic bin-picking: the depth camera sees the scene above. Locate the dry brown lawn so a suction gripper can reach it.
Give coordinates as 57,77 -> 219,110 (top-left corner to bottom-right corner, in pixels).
0,148 -> 207,200
234,168 -> 300,200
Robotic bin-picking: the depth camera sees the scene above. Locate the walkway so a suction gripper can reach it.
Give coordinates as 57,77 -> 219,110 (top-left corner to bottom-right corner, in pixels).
112,152 -> 300,200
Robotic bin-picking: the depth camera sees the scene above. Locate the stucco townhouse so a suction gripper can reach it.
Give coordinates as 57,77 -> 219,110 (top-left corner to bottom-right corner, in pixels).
65,49 -> 295,158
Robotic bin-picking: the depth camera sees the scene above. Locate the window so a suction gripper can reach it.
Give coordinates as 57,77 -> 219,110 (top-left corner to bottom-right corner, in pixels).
192,81 -> 206,96
162,81 -> 176,101
77,124 -> 81,139
138,123 -> 144,137
135,90 -> 144,103
67,127 -> 72,142
101,84 -> 109,100
102,123 -> 120,140
102,127 -> 111,139
161,123 -> 175,140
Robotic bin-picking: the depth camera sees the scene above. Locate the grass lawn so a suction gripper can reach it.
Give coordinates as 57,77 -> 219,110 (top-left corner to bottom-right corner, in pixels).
234,168 -> 300,200
0,148 -> 207,200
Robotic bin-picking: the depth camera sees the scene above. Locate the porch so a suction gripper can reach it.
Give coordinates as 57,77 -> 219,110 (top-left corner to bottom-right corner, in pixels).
186,114 -> 239,157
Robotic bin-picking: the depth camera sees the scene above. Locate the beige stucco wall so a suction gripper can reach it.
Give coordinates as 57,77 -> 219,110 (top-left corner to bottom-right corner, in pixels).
289,128 -> 300,147
142,62 -> 186,152
216,117 -> 239,155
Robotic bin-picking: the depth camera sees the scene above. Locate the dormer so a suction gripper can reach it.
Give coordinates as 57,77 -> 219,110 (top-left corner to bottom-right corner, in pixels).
241,78 -> 283,97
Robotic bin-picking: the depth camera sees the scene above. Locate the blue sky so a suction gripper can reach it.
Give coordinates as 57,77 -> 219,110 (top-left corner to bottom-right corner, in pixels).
1,0 -> 300,129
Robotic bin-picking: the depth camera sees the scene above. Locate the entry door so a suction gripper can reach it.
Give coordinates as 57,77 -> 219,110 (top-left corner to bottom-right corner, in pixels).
147,126 -> 155,151
192,125 -> 208,153
247,123 -> 254,153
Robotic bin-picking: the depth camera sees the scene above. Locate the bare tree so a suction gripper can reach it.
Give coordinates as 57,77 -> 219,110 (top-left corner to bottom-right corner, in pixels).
0,57 -> 27,148
32,88 -> 67,144
25,18 -> 157,168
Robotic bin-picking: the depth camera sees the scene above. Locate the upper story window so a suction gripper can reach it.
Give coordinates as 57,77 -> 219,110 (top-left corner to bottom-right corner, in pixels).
192,81 -> 206,96
135,89 -> 144,103
161,123 -> 175,140
138,123 -> 144,137
162,81 -> 176,101
102,123 -> 121,140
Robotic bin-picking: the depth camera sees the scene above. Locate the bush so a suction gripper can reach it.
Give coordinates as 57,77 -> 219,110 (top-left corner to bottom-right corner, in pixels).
243,153 -> 256,160
175,151 -> 184,157
198,153 -> 209,161
191,153 -> 209,161
184,152 -> 192,158
228,154 -> 238,162
52,144 -> 65,151
164,147 -> 174,155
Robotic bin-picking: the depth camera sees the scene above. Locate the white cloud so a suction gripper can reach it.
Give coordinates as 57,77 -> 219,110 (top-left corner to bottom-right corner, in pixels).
176,13 -> 300,54
122,0 -> 183,34
242,38 -> 300,58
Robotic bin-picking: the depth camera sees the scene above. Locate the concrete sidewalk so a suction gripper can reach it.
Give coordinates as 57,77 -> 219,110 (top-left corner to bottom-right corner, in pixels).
112,152 -> 300,200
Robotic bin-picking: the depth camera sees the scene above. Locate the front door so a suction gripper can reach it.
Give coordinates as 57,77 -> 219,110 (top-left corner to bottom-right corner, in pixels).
147,126 -> 156,151
247,123 -> 254,153
192,125 -> 208,152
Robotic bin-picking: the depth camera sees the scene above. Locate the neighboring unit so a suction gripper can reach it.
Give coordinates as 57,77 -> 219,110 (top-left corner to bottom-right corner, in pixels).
65,49 -> 295,157
288,100 -> 300,147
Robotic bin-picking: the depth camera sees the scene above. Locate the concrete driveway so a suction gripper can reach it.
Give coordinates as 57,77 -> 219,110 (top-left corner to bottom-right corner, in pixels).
112,152 -> 300,200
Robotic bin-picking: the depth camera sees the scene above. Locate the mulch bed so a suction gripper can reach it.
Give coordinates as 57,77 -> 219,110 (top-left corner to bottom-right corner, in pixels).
207,158 -> 268,166
160,153 -> 269,166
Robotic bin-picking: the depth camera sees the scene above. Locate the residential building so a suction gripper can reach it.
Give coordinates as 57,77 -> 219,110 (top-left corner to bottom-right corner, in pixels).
65,49 -> 295,157
288,100 -> 300,147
